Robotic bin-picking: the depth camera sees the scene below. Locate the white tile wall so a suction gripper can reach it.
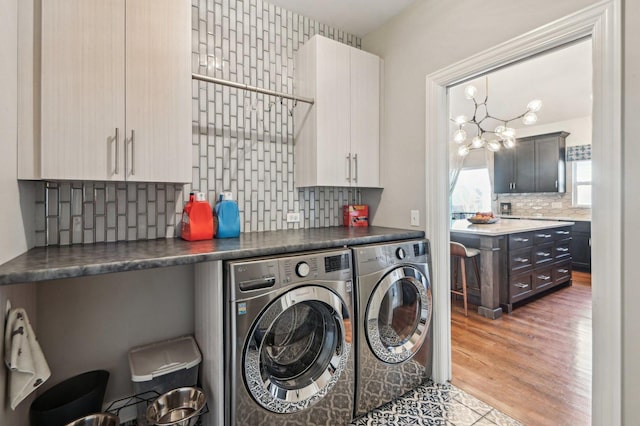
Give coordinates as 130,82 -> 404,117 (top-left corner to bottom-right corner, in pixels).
34,0 -> 363,246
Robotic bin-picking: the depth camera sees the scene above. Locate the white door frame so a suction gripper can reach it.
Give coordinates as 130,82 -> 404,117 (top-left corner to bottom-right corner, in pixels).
425,1 -> 621,423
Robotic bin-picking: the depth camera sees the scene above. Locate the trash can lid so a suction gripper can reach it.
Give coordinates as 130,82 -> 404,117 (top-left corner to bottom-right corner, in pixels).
128,335 -> 202,382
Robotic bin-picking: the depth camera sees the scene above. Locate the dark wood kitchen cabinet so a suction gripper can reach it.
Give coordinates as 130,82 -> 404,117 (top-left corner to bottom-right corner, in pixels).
493,131 -> 569,194
571,221 -> 591,271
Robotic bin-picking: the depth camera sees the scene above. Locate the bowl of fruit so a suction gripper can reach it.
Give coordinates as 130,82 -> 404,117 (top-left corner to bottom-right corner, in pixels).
467,212 -> 499,224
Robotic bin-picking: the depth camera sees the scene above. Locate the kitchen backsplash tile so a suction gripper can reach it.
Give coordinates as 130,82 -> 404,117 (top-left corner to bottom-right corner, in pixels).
496,192 -> 591,220
34,0 -> 362,246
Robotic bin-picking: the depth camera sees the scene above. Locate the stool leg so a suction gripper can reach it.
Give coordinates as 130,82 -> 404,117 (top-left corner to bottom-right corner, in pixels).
453,256 -> 459,294
461,257 -> 468,317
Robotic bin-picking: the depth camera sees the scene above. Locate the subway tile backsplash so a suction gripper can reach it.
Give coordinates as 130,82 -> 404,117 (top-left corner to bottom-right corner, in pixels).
34,0 -> 362,247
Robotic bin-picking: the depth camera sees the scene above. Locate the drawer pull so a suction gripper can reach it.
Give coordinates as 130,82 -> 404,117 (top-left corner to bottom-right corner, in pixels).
556,247 -> 569,252
536,233 -> 552,238
558,268 -> 569,274
514,257 -> 530,263
513,237 -> 529,242
537,274 -> 551,280
514,283 -> 529,289
536,252 -> 551,257
555,230 -> 570,235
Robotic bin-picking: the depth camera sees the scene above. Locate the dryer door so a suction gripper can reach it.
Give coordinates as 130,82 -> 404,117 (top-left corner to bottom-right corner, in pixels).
366,266 -> 432,364
243,285 -> 351,413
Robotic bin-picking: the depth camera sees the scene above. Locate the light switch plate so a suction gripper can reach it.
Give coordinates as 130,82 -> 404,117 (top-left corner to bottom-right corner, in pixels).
287,212 -> 301,223
411,210 -> 420,227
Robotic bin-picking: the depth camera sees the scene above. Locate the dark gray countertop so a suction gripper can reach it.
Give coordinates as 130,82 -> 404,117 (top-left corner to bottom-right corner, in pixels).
0,226 -> 424,285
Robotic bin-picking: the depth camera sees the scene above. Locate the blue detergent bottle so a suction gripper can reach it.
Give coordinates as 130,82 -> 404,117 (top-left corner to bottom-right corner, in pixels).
214,193 -> 240,238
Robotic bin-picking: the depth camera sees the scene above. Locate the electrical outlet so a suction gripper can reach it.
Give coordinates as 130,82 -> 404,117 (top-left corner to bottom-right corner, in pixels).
410,210 -> 420,227
287,212 -> 301,223
551,202 -> 562,209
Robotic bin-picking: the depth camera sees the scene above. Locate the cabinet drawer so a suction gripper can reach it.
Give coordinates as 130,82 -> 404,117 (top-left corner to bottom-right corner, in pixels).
533,230 -> 554,244
551,227 -> 572,240
553,261 -> 572,284
509,247 -> 534,273
510,272 -> 534,302
534,268 -> 554,292
554,240 -> 571,260
509,232 -> 533,249
534,242 -> 554,266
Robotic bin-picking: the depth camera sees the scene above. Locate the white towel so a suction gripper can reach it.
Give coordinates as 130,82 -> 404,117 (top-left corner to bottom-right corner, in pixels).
4,306 -> 51,410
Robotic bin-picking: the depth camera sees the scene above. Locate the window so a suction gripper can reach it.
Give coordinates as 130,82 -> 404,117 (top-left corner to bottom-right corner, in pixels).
451,168 -> 493,214
573,160 -> 592,207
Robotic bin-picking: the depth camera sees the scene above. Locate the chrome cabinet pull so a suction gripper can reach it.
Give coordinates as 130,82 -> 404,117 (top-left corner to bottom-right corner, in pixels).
536,233 -> 551,238
130,129 -> 135,176
555,180 -> 558,189
353,153 -> 358,183
346,153 -> 351,182
514,283 -> 528,289
513,237 -> 529,242
536,252 -> 551,257
556,247 -> 569,252
555,230 -> 570,235
558,268 -> 569,274
114,127 -> 120,174
537,274 -> 551,280
514,257 -> 529,263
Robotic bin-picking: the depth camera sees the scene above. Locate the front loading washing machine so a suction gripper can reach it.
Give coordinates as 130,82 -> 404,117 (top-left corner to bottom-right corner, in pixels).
352,239 -> 433,417
225,248 -> 355,425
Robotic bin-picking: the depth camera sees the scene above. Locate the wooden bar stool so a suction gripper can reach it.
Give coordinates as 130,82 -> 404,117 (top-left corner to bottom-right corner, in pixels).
450,242 -> 481,317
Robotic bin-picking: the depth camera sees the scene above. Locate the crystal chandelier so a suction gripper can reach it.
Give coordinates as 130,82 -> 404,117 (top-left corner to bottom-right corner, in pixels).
452,77 -> 542,157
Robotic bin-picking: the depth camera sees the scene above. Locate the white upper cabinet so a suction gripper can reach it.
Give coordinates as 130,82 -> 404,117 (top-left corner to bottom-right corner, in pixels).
19,0 -> 191,183
294,35 -> 381,188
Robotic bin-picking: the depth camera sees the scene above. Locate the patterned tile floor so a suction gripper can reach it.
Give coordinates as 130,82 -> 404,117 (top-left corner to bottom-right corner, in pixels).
351,380 -> 522,426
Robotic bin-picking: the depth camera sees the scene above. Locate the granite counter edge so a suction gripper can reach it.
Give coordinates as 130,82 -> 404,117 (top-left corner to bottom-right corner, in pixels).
0,230 -> 425,285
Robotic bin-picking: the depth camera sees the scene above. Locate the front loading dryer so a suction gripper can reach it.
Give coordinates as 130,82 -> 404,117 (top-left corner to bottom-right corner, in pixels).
225,248 -> 355,425
352,239 -> 433,417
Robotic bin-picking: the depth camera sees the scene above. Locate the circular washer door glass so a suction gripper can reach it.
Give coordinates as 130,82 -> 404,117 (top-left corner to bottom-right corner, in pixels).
243,286 -> 351,413
366,266 -> 432,364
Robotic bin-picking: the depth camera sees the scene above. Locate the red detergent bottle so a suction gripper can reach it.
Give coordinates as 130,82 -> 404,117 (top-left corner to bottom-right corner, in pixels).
181,192 -> 214,241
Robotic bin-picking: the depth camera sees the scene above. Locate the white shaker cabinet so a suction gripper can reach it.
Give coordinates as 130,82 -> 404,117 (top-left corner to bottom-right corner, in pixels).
18,0 -> 191,183
294,35 -> 381,188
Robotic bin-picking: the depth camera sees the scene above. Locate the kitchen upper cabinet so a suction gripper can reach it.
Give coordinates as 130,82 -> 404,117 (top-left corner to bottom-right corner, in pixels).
493,131 -> 568,194
18,0 -> 191,183
294,35 -> 381,188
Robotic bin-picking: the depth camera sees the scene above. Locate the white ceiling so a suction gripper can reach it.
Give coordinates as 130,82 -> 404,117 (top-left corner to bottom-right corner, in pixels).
449,40 -> 592,131
265,0 -> 415,37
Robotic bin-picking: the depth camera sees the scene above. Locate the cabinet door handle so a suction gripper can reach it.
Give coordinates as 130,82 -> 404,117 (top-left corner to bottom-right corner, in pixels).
558,268 -> 569,274
556,230 -> 570,235
536,233 -> 551,238
556,247 -> 569,252
346,153 -> 351,182
513,237 -> 529,242
514,283 -> 528,289
555,180 -> 558,189
537,274 -> 551,280
353,153 -> 358,184
536,252 -> 551,257
513,182 -> 516,190
514,257 -> 529,263
130,129 -> 135,176
114,127 -> 120,175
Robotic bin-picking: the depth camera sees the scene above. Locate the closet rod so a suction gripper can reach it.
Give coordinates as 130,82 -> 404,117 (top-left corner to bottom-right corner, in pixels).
192,73 -> 314,105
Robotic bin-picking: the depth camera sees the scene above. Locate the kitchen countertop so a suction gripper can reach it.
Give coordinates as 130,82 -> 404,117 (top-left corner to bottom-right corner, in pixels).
450,218 -> 574,237
500,214 -> 591,222
0,226 -> 424,285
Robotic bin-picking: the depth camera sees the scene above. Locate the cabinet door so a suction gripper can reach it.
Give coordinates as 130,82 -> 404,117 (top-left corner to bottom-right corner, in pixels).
125,0 -> 191,183
535,135 -> 564,192
349,48 -> 380,188
41,0 -> 125,181
514,139 -> 535,193
493,149 -> 514,193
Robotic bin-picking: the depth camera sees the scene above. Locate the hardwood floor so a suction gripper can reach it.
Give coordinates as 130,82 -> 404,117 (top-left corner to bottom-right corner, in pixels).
450,271 -> 592,426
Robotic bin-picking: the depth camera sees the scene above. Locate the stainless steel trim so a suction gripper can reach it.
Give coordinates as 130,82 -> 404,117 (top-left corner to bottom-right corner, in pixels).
243,286 -> 350,412
114,127 -> 119,175
192,73 -> 315,105
365,266 -> 431,364
353,153 -> 358,184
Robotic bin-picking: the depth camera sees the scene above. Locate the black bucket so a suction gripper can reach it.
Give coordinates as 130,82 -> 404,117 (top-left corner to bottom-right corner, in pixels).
30,370 -> 110,426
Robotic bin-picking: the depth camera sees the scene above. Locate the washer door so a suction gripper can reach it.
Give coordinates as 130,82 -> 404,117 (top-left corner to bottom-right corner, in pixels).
366,266 -> 432,364
243,285 -> 351,414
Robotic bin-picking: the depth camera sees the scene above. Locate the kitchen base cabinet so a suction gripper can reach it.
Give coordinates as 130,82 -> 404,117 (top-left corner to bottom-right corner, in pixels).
571,221 -> 591,271
500,226 -> 573,313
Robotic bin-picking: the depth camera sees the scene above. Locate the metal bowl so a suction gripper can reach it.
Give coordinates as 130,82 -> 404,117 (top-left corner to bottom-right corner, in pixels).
146,387 -> 207,426
65,413 -> 120,426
